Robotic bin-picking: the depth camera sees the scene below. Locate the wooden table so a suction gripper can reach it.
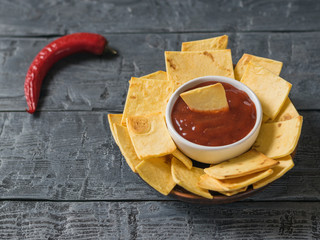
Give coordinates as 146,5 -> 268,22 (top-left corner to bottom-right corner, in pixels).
0,0 -> 319,239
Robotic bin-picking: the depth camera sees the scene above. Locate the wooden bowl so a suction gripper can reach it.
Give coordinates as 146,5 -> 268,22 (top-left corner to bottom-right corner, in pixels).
168,148 -> 297,204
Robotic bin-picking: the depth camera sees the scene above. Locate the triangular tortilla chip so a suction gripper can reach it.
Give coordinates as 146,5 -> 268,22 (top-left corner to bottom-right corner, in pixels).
171,149 -> 193,170
219,187 -> 248,196
136,157 -> 176,195
121,77 -> 173,125
262,114 -> 269,123
269,98 -> 299,122
200,169 -> 273,191
126,113 -> 176,160
113,123 -> 142,172
253,116 -> 303,159
165,50 -> 234,90
198,174 -> 228,191
107,114 -> 122,145
141,70 -> 167,80
204,150 -> 279,179
180,83 -> 229,112
171,157 -> 212,199
240,62 -> 292,120
234,53 -> 283,81
181,35 -> 228,51
253,155 -> 294,189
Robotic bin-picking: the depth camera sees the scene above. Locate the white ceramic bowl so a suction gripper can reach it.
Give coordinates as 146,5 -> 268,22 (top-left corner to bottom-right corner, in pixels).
166,76 -> 262,164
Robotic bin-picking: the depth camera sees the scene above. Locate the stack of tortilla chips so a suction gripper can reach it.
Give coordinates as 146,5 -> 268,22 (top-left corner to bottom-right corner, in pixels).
108,35 -> 303,199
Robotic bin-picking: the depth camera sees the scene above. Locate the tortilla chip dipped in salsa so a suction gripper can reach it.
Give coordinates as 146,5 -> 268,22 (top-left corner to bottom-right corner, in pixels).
171,81 -> 256,147
165,50 -> 234,90
181,35 -> 228,51
180,83 -> 229,112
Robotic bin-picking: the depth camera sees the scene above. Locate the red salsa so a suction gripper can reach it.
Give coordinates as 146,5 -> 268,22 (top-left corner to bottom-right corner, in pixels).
171,81 -> 256,146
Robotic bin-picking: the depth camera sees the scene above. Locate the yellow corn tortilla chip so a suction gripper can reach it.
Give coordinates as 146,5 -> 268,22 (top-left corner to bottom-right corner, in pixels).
126,113 -> 176,160
253,116 -> 303,159
165,50 -> 234,90
107,114 -> 122,145
234,53 -> 283,81
141,70 -> 168,80
240,62 -> 292,120
171,157 -> 213,199
171,149 -> 193,170
121,77 -> 173,125
113,123 -> 142,172
219,187 -> 248,196
136,157 -> 176,195
204,150 -> 279,179
200,169 -> 274,191
262,114 -> 269,123
253,155 -> 294,189
180,83 -> 229,112
181,35 -> 228,51
269,98 -> 299,122
198,174 -> 228,192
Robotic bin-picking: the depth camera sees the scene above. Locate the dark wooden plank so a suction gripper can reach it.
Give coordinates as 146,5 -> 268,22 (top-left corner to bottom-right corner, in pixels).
0,110 -> 318,201
0,201 -> 320,239
0,32 -> 320,111
1,0 -> 320,36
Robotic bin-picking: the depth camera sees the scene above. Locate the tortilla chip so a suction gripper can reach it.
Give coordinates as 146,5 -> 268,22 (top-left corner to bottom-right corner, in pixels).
180,83 -> 229,112
253,155 -> 294,189
253,116 -> 303,159
234,53 -> 283,81
107,114 -> 122,145
200,169 -> 273,191
219,187 -> 248,196
240,62 -> 292,120
113,124 -> 142,172
136,157 -> 176,195
181,35 -> 228,51
171,157 -> 213,199
269,98 -> 299,122
262,114 -> 269,123
121,77 -> 173,125
141,71 -> 167,80
171,149 -> 193,170
165,50 -> 234,90
204,150 -> 278,179
126,113 -> 176,160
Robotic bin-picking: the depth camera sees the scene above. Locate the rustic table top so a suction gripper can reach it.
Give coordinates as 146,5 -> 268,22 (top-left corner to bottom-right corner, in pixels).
0,0 -> 320,239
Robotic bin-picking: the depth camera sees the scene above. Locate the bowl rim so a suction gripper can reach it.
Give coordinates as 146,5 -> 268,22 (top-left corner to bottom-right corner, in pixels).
165,75 -> 263,150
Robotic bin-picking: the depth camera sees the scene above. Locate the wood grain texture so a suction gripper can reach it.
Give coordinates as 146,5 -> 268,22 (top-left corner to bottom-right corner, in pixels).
0,111 -> 318,201
0,0 -> 320,36
0,201 -> 320,239
0,32 -> 320,111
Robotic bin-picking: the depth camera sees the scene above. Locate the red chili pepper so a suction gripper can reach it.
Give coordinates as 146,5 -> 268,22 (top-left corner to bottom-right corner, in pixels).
24,32 -> 117,114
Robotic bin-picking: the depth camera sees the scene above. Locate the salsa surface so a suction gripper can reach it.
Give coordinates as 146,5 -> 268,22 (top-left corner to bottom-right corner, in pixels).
171,81 -> 257,146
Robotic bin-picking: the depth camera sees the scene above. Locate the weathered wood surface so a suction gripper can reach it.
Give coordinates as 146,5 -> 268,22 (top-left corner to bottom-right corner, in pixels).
0,110 -> 317,201
0,201 -> 320,240
1,0 -> 320,36
1,32 -> 320,111
1,0 -> 320,238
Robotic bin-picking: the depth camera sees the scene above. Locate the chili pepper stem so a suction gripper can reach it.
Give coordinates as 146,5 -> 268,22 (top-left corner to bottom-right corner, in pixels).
104,45 -> 118,55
